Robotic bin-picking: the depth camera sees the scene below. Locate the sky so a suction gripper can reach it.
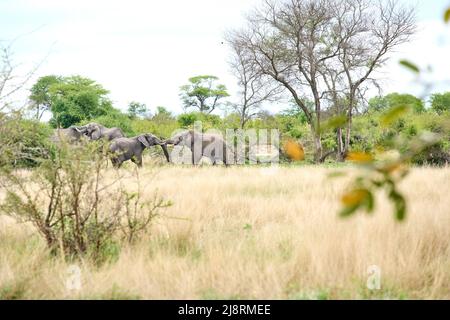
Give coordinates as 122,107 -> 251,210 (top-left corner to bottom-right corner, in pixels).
1,0 -> 449,116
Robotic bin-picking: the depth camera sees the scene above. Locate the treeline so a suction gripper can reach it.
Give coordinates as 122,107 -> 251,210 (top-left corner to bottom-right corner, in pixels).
3,73 -> 446,168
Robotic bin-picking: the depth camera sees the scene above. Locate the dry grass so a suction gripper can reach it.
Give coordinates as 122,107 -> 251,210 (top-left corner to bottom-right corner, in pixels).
1,165 -> 449,299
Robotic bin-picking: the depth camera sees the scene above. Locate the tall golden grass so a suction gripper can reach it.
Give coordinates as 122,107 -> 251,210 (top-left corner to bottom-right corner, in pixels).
0,165 -> 449,299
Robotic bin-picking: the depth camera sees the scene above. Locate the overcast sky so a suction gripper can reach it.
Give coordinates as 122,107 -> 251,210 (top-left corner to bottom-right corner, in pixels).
1,0 -> 450,115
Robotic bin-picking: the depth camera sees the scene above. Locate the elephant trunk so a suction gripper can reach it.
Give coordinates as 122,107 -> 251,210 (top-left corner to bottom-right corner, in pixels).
72,125 -> 87,134
153,137 -> 171,162
160,144 -> 171,162
161,138 -> 176,145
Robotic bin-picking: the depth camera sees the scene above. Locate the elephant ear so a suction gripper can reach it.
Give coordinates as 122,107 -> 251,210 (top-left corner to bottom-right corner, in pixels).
138,135 -> 151,148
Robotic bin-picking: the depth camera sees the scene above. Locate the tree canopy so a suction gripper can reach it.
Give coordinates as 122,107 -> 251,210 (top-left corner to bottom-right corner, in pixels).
29,75 -> 62,120
127,101 -> 148,119
430,92 -> 450,115
30,75 -> 115,128
179,75 -> 229,114
369,93 -> 425,113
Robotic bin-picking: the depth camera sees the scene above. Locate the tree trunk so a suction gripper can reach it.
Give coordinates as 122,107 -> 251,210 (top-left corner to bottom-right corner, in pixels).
344,113 -> 352,155
344,92 -> 355,155
336,127 -> 345,162
312,129 -> 323,163
240,113 -> 246,129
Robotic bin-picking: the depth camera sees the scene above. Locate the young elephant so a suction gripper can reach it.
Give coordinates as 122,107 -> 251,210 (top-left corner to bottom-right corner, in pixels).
109,134 -> 170,168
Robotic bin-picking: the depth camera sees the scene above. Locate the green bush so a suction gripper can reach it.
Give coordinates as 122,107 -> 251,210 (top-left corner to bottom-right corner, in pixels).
87,110 -> 135,137
177,112 -> 222,130
0,117 -> 53,168
131,118 -> 178,139
0,141 -> 171,263
430,92 -> 450,115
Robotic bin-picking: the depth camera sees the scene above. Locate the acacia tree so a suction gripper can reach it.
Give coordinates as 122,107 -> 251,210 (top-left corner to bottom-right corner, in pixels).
227,0 -> 415,162
179,75 -> 229,114
29,75 -> 61,120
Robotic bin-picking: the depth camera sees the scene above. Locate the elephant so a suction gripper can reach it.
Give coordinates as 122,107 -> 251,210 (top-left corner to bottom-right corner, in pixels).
82,123 -> 125,141
109,133 -> 170,168
163,130 -> 230,165
51,126 -> 87,143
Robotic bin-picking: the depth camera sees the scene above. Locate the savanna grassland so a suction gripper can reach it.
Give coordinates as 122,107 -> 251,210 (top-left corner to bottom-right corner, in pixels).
0,164 -> 449,300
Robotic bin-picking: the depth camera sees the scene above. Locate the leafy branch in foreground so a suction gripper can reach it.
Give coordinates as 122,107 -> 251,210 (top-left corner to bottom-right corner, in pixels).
337,7 -> 450,222
337,106 -> 447,221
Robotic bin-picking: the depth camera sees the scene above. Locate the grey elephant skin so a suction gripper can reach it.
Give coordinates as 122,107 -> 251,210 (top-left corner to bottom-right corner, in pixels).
83,123 -> 125,141
164,130 -> 230,165
51,126 -> 86,143
109,134 -> 170,168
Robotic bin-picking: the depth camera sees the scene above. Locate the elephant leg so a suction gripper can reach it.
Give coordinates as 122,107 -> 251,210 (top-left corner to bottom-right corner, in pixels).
111,157 -> 120,168
131,155 -> 143,167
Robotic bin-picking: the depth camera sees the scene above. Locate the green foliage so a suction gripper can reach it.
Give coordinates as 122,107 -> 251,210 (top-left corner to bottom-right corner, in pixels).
88,110 -> 135,137
177,112 -> 222,130
0,142 -> 170,263
0,117 -> 53,168
385,93 -> 425,113
368,96 -> 389,112
399,60 -> 420,73
30,75 -> 115,128
380,104 -> 411,126
154,106 -> 173,119
177,112 -> 198,127
127,101 -> 148,119
0,282 -> 27,300
29,75 -> 61,119
369,93 -> 424,114
131,112 -> 178,139
180,75 -> 229,114
444,7 -> 450,23
430,92 -> 450,115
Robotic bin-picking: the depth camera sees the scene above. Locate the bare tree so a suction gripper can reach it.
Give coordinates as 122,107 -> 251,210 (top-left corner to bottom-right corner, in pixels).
0,40 -> 42,112
227,0 -> 415,162
335,0 -> 415,159
226,33 -> 282,129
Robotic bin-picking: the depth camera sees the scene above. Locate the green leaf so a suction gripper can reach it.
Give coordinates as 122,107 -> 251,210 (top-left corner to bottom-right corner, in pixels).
320,115 -> 347,133
394,199 -> 406,221
380,105 -> 411,126
339,205 -> 359,218
444,8 -> 450,23
365,191 -> 375,213
399,60 -> 420,73
327,171 -> 347,179
389,190 -> 407,221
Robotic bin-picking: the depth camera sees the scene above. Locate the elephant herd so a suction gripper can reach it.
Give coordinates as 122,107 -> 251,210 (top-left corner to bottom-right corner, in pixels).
53,123 -> 230,168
